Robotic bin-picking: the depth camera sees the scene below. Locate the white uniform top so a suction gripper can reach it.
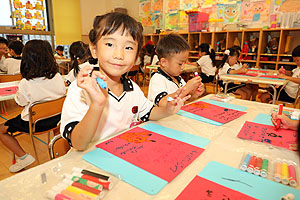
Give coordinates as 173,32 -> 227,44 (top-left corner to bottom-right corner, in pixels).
0,56 -> 6,72
15,73 -> 66,121
196,55 -> 216,76
232,62 -> 243,70
148,67 -> 186,105
3,57 -> 21,74
285,67 -> 300,98
60,76 -> 154,145
219,63 -> 233,76
151,55 -> 159,65
64,62 -> 98,85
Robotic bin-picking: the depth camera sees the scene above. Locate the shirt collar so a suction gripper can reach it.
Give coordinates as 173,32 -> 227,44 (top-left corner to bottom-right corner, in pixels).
12,56 -> 22,60
157,67 -> 182,85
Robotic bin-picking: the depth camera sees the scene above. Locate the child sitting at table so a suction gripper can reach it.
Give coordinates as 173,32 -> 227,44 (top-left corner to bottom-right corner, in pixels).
2,40 -> 24,74
218,47 -> 253,100
260,45 -> 300,103
0,37 -> 9,70
60,12 -> 190,151
0,40 -> 66,173
64,41 -> 96,86
196,43 -> 216,83
147,33 -> 204,106
54,45 -> 66,59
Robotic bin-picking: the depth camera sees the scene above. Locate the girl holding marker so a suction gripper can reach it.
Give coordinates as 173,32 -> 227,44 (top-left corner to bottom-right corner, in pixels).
60,12 -> 191,151
196,43 -> 216,83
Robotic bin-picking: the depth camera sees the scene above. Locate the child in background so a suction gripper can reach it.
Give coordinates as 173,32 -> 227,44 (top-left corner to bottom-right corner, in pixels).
2,40 -> 24,74
54,45 -> 66,59
148,33 -> 204,106
60,12 -> 190,151
0,37 -> 9,70
64,41 -> 95,86
261,45 -> 300,103
0,40 -> 66,172
218,48 -> 252,100
196,43 -> 216,83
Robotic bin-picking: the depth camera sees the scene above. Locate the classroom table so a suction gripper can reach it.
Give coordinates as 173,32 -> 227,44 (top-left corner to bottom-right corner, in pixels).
219,69 -> 288,104
0,81 -> 19,101
0,94 -> 299,200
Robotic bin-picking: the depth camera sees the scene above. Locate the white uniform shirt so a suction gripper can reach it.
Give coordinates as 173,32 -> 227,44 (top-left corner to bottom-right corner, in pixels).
15,73 -> 66,121
0,56 -> 6,72
60,77 -> 154,145
3,57 -> 22,74
285,67 -> 300,98
64,62 -> 98,85
219,63 -> 232,76
151,55 -> 159,65
232,62 -> 243,70
196,55 -> 216,76
148,67 -> 186,105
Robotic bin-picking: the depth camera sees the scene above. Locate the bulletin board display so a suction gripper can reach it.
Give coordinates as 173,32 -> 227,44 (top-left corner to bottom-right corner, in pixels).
10,0 -> 48,31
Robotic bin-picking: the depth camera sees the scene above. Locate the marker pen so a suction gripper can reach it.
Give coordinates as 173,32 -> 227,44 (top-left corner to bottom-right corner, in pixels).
194,72 -> 198,77
72,172 -> 113,190
50,186 -> 91,200
64,174 -> 103,191
72,168 -> 111,182
274,104 -> 283,130
62,179 -> 105,196
240,154 -> 251,171
46,190 -> 72,200
167,96 -> 174,102
96,77 -> 107,89
247,155 -> 256,174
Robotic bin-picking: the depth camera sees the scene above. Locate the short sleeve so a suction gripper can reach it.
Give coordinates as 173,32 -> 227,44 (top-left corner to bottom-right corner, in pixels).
134,85 -> 154,122
60,81 -> 89,145
148,74 -> 168,105
220,63 -> 231,75
1,59 -> 8,72
196,57 -> 204,66
14,79 -> 30,107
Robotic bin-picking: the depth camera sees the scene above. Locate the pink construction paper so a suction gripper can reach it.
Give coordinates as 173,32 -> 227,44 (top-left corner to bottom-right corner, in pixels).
0,86 -> 18,96
181,101 -> 246,124
238,73 -> 258,77
176,176 -> 257,200
237,121 -> 297,150
96,127 -> 204,182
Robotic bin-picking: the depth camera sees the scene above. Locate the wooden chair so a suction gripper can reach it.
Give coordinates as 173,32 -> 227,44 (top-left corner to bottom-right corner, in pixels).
0,74 -> 22,83
12,96 -> 66,164
48,134 -> 70,159
276,84 -> 300,108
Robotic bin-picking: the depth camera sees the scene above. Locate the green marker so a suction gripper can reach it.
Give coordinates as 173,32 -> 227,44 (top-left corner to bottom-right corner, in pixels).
260,159 -> 269,178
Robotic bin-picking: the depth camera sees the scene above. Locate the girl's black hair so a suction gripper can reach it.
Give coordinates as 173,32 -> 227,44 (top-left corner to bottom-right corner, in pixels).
69,41 -> 91,77
292,45 -> 300,57
21,40 -> 58,80
199,43 -> 216,66
89,12 -> 143,59
219,47 -> 240,69
144,44 -> 157,64
8,40 -> 24,55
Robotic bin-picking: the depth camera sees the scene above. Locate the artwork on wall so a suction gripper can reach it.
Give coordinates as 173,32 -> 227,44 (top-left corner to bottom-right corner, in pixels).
179,10 -> 189,29
179,0 -> 198,11
166,0 -> 180,12
151,0 -> 163,14
241,0 -> 270,22
139,0 -> 152,27
217,2 -> 242,23
165,13 -> 179,30
151,14 -> 163,29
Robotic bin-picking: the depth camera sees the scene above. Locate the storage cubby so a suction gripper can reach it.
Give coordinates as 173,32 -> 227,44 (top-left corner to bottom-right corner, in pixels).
212,31 -> 227,52
199,32 -> 212,46
188,32 -> 200,51
144,34 -> 151,45
151,34 -> 159,45
227,31 -> 242,49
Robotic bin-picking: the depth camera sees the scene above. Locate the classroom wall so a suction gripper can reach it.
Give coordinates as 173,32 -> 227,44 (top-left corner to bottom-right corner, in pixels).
52,0 -> 82,45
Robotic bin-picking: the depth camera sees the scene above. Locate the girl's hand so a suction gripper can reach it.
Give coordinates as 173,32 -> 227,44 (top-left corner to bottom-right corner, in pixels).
185,76 -> 202,94
77,65 -> 108,105
271,112 -> 298,130
166,87 -> 191,114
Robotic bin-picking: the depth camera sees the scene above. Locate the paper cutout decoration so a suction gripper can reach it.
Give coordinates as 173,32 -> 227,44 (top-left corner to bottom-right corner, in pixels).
217,2 -> 242,23
181,101 -> 246,124
165,13 -> 179,30
176,176 -> 257,200
237,121 -> 297,150
96,126 -> 204,182
0,86 -> 18,96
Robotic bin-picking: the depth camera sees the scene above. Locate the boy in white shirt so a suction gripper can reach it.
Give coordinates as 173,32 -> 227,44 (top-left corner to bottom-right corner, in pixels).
0,37 -> 9,70
2,40 -> 24,74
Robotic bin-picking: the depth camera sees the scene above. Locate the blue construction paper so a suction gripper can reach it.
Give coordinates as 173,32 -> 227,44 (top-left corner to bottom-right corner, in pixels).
252,113 -> 273,126
259,77 -> 284,81
198,161 -> 300,200
83,124 -> 209,195
177,99 -> 247,125
83,148 -> 168,195
142,123 -> 210,148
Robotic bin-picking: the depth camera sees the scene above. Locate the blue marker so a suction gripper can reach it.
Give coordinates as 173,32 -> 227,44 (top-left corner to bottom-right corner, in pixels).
167,96 -> 174,102
240,154 -> 251,171
96,77 -> 107,89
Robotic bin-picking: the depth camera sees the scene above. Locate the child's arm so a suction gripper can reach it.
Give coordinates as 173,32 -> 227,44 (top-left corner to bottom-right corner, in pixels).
70,66 -> 108,150
229,67 -> 248,74
271,113 -> 299,130
278,73 -> 300,84
149,87 -> 191,120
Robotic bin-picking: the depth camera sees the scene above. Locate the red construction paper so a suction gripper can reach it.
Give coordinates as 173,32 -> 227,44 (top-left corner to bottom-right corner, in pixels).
96,127 -> 204,182
181,101 -> 246,124
238,73 -> 258,77
248,69 -> 268,73
0,86 -> 18,96
176,176 -> 257,200
237,121 -> 297,150
259,75 -> 283,79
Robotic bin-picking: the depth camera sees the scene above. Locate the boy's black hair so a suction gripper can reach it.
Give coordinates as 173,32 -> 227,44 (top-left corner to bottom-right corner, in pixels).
0,37 -> 8,46
56,45 -> 64,51
232,45 -> 242,52
219,47 -> 240,69
8,40 -> 24,55
199,43 -> 216,66
292,45 -> 300,57
89,12 -> 143,59
156,33 -> 190,59
69,41 -> 91,77
21,40 -> 58,80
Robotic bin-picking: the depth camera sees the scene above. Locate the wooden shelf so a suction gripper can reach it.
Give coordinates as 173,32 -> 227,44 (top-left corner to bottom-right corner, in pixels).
278,54 -> 292,57
241,53 -> 256,55
260,53 -> 278,56
278,62 -> 297,65
241,60 -> 257,63
259,61 -> 277,64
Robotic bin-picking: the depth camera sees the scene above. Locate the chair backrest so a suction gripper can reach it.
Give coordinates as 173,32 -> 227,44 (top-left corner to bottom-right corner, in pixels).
28,96 -> 66,133
0,74 -> 22,83
49,134 -> 70,159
